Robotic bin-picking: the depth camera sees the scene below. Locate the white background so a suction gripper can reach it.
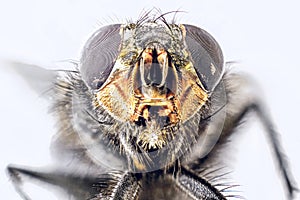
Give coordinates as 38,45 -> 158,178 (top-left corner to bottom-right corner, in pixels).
0,0 -> 299,199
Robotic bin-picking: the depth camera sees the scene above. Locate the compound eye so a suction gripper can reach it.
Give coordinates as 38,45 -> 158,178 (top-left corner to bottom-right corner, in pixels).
80,24 -> 122,90
183,24 -> 224,92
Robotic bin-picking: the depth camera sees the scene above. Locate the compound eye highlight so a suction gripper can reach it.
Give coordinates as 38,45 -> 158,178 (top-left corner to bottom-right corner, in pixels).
183,24 -> 224,92
80,24 -> 122,90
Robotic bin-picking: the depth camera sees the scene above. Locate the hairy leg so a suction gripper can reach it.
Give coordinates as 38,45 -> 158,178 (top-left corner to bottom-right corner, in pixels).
7,165 -> 140,200
185,71 -> 298,199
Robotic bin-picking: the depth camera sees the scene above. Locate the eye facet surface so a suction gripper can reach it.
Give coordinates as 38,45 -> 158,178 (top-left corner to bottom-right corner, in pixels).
183,24 -> 224,92
80,24 -> 122,90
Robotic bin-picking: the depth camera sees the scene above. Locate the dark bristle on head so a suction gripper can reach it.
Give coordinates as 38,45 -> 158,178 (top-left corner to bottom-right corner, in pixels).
135,8 -> 186,27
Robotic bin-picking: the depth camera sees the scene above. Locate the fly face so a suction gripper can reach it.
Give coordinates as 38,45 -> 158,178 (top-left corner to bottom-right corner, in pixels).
79,21 -> 225,172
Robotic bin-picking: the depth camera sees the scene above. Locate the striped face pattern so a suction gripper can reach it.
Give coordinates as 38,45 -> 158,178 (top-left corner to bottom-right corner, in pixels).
79,20 -> 224,171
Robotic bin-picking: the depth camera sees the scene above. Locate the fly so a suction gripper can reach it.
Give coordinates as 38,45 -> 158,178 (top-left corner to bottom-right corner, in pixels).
7,10 -> 298,200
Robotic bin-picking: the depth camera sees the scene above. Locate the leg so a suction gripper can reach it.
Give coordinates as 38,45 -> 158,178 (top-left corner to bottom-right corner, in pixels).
186,72 -> 298,199
7,165 -> 140,200
136,167 -> 229,200
175,167 -> 227,200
